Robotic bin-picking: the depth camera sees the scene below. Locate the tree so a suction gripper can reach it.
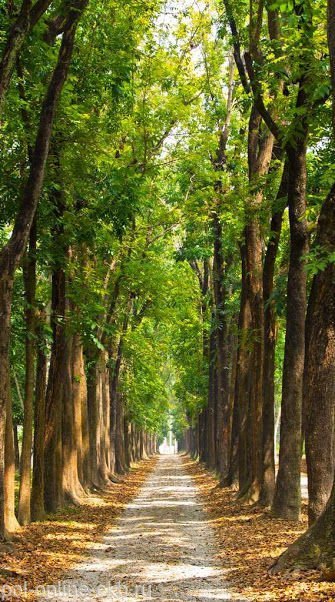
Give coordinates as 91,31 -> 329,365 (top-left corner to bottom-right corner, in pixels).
271,0 -> 335,570
0,0 -> 88,538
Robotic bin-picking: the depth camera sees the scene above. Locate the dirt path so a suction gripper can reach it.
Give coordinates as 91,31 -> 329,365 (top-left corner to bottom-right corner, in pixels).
37,455 -> 232,601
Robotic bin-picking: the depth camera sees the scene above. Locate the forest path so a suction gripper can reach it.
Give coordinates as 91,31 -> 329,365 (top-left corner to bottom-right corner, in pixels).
38,455 -> 232,601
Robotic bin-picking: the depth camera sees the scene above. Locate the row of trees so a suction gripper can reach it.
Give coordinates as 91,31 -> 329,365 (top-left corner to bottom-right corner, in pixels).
177,0 -> 335,571
0,0 -> 200,538
1,0 -> 335,575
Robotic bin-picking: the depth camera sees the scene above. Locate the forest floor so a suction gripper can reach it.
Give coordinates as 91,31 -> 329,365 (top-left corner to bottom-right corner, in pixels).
186,457 -> 335,601
0,458 -> 156,601
1,455 -> 334,601
32,454 -> 230,601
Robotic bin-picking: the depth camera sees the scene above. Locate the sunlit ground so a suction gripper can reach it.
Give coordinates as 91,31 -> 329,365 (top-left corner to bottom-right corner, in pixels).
36,456 -> 232,601
0,460 -> 155,601
1,457 -> 333,602
186,459 -> 335,602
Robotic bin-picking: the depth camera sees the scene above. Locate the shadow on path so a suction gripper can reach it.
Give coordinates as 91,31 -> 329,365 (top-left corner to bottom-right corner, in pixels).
37,455 -> 245,601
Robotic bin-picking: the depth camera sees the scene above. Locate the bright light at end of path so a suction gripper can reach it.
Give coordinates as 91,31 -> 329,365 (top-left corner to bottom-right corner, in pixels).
159,430 -> 178,454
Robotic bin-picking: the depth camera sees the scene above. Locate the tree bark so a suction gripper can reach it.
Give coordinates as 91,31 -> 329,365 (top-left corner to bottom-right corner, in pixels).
31,311 -> 47,521
304,185 -> 335,524
18,220 -> 37,525
72,332 -> 90,489
221,324 -> 239,487
260,162 -> 288,506
271,186 -> 335,570
62,329 -> 83,503
242,108 -> 274,503
213,213 -> 231,479
271,476 -> 335,573
237,243 -> 252,495
272,133 -> 309,521
4,393 -> 20,536
207,324 -> 217,470
44,267 -> 66,512
13,423 -> 20,473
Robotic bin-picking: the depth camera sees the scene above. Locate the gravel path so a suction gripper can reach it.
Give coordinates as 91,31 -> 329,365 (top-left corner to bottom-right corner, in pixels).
37,455 -> 232,601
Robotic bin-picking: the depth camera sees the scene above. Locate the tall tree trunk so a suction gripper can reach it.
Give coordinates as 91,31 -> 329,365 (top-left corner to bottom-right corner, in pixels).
207,325 -> 217,469
86,352 -> 103,488
97,352 -> 111,483
304,185 -> 335,524
72,333 -> 84,486
72,333 -> 90,489
271,184 -> 335,571
221,324 -> 239,487
44,267 -> 66,512
260,163 -> 288,506
18,220 -> 37,525
242,108 -> 274,503
213,213 -> 231,479
0,12 -> 85,538
237,243 -> 252,495
124,417 -> 131,469
13,423 -> 20,473
211,62 -> 234,479
44,169 -> 68,511
110,310 -> 129,475
272,133 -> 309,520
4,394 -> 20,536
271,0 -> 335,568
31,311 -> 47,521
62,329 -> 85,504
115,391 -> 126,473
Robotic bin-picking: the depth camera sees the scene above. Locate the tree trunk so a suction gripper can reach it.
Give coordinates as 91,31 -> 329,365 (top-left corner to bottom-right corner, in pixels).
241,108 -> 274,503
72,333 -> 90,489
72,333 -> 84,486
207,325 -> 217,469
0,13 -> 84,538
13,423 -> 20,472
31,311 -> 47,521
62,329 -> 85,504
86,353 -> 103,488
101,353 -> 111,481
260,163 -> 288,506
110,321 -> 128,475
115,391 -> 126,473
213,213 -> 231,479
221,326 -> 239,488
4,394 -> 20,536
124,417 -> 131,469
272,137 -> 309,520
304,185 -> 335,524
18,221 -> 37,525
44,267 -> 66,512
271,2 -> 335,568
237,243 -> 252,495
271,184 -> 335,570
271,476 -> 335,573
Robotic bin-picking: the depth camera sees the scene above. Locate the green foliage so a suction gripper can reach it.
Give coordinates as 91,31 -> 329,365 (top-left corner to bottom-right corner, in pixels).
1,0 -> 333,437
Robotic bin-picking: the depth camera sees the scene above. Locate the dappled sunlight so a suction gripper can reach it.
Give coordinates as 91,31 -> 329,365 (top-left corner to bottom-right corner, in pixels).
35,456 -> 232,601
186,459 -> 335,602
0,460 -> 156,601
2,457 -> 329,602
